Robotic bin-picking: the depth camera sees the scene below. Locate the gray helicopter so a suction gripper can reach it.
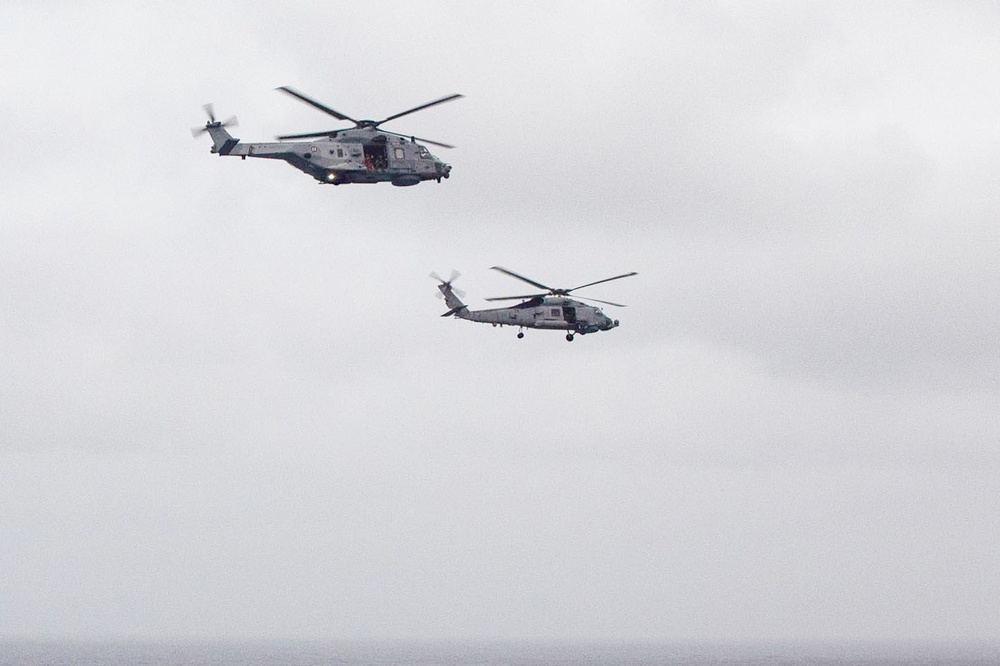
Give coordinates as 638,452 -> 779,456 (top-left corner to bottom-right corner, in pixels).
433,267 -> 637,341
193,86 -> 462,186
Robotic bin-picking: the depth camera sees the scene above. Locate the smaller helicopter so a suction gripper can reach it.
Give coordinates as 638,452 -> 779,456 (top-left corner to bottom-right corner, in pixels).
433,267 -> 637,341
193,86 -> 461,186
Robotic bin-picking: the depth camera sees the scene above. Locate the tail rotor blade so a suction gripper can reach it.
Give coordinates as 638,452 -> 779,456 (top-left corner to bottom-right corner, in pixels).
194,105 -> 237,137
430,270 -> 461,285
430,270 -> 464,298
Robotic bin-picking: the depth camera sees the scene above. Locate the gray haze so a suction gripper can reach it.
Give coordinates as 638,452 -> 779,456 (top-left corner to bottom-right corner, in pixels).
2,0 -> 999,643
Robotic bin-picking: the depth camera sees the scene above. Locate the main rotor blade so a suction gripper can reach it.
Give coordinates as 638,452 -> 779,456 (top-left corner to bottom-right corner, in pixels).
276,86 -> 357,123
380,129 -> 455,149
276,129 -> 344,141
490,266 -> 553,292
573,295 -> 627,308
378,94 -> 463,125
485,293 -> 626,307
484,294 -> 547,302
567,272 -> 638,293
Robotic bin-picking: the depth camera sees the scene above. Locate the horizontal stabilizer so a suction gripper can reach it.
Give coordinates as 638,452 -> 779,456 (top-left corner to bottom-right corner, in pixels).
441,306 -> 467,317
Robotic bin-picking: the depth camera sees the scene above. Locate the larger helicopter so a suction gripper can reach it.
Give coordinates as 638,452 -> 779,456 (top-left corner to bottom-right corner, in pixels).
193,87 -> 462,186
433,267 -> 638,341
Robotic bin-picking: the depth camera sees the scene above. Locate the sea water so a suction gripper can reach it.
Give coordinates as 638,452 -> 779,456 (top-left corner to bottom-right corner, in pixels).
1,640 -> 999,665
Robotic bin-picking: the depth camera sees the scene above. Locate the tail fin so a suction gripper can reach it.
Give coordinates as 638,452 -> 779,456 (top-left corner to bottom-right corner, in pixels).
192,104 -> 240,155
431,271 -> 467,317
205,125 -> 240,155
439,291 -> 467,317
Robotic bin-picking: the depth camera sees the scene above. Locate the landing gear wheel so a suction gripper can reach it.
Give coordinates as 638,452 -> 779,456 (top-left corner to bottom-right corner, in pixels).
517,331 -> 524,339
566,333 -> 575,342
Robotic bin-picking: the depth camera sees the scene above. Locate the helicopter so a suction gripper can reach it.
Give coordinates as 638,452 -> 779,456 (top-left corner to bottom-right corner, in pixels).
433,267 -> 638,341
192,86 -> 462,186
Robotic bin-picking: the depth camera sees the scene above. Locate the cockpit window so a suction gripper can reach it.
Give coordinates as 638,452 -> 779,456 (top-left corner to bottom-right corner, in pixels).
417,146 -> 431,159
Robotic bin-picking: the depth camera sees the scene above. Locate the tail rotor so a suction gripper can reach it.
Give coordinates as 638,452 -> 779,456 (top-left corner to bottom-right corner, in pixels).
431,270 -> 468,317
430,270 -> 465,299
192,103 -> 238,137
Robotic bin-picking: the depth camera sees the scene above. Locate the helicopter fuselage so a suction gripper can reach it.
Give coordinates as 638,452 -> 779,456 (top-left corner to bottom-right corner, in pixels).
434,267 -> 634,341
197,87 -> 460,186
452,296 -> 618,336
212,127 -> 451,186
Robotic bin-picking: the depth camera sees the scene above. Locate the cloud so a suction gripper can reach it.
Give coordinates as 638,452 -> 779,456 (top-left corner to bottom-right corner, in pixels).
1,0 -> 999,643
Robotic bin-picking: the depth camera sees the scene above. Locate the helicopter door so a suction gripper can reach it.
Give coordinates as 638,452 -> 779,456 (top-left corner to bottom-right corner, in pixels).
363,144 -> 388,171
562,306 -> 576,324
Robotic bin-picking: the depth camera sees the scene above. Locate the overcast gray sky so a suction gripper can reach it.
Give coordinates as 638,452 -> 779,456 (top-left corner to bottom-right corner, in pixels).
1,0 -> 998,643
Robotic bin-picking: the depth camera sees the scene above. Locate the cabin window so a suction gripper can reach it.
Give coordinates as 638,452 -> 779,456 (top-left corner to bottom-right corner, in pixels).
550,308 -> 560,317
393,147 -> 405,159
337,148 -> 344,157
